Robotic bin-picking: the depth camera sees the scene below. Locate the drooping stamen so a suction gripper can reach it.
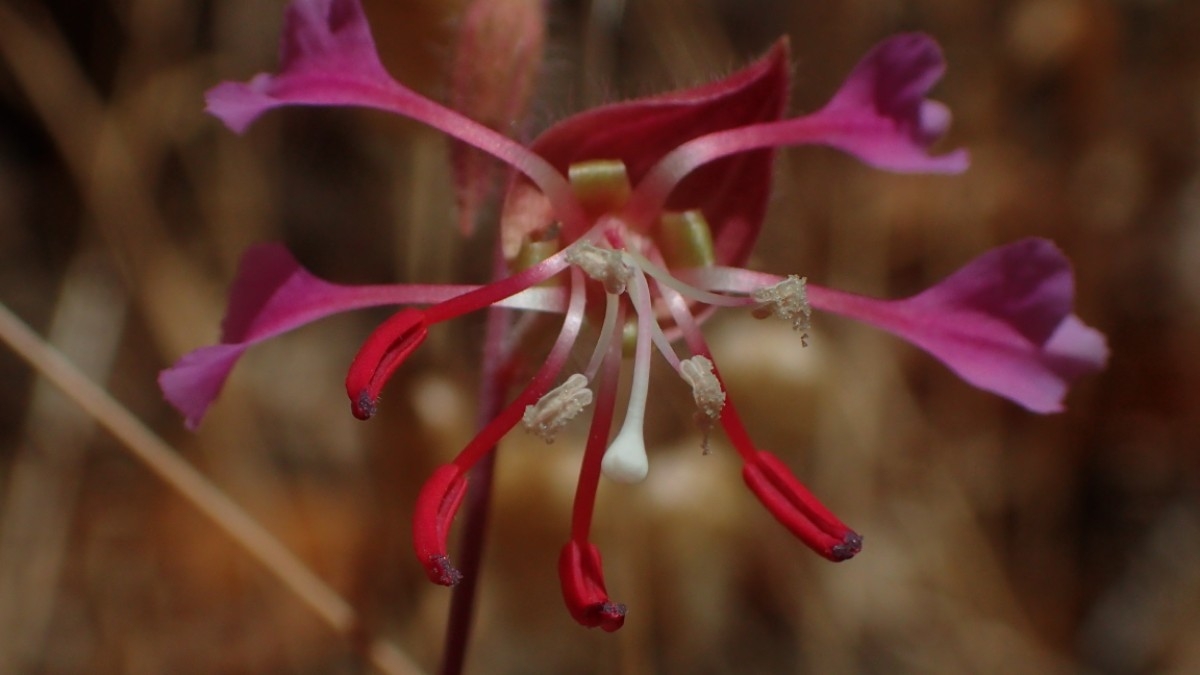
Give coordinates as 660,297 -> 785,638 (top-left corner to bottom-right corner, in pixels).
561,314 -> 626,629
451,269 -> 589,471
743,450 -> 863,562
752,274 -> 812,334
345,308 -> 429,419
559,539 -> 626,631
412,464 -> 469,585
657,282 -> 862,559
523,373 -> 593,443
408,270 -> 588,585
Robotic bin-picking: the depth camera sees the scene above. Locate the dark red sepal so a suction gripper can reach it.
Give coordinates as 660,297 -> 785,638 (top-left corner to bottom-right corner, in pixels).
345,308 -> 429,420
558,540 -> 626,631
743,450 -> 862,562
413,464 -> 468,586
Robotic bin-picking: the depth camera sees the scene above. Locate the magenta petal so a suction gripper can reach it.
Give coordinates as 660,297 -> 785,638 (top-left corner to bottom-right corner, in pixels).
158,344 -> 247,430
206,0 -> 394,133
809,33 -> 968,174
158,244 -> 403,429
809,239 -> 1108,412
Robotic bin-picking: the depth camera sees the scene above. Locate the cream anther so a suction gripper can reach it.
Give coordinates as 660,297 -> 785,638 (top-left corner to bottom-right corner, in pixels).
566,243 -> 633,295
752,275 -> 812,333
679,356 -> 725,421
523,373 -> 593,443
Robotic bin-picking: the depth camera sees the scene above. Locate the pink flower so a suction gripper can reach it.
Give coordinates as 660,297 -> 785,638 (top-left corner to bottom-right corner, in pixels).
162,0 -> 1107,630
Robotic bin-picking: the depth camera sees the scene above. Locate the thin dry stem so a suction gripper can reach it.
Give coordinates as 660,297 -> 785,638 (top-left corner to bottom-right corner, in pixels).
0,302 -> 426,675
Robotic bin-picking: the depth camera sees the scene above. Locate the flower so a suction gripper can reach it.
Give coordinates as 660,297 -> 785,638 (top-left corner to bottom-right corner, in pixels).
162,0 -> 1108,630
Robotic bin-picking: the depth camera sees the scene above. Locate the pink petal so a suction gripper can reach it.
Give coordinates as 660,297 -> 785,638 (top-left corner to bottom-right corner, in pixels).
159,243 -> 378,429
806,32 -> 969,173
625,34 -> 966,254
158,244 -> 495,429
205,0 -> 577,220
500,40 -> 791,265
206,0 -> 393,133
808,239 -> 1108,412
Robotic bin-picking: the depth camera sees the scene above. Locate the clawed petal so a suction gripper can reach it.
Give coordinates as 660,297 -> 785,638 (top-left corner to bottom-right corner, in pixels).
206,0 -> 578,221
158,244 -> 492,429
809,238 -> 1109,412
206,0 -> 393,132
809,32 -> 969,173
158,244 -> 376,429
158,344 -> 247,431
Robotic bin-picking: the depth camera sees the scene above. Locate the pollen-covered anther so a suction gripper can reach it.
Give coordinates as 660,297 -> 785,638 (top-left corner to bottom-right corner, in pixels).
566,243 -> 633,295
679,356 -> 725,421
523,373 -> 593,443
679,355 -> 725,453
752,275 -> 812,334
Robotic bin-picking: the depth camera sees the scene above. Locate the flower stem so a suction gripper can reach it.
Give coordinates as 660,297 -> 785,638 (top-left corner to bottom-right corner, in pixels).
438,248 -> 513,675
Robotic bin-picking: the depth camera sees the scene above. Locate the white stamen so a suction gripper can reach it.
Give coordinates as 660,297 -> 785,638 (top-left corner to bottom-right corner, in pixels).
566,243 -> 633,295
624,259 -> 681,370
584,292 -> 621,380
523,374 -> 593,443
752,275 -> 811,333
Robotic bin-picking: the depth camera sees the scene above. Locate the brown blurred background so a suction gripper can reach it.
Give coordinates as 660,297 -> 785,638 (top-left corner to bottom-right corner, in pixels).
1,0 -> 1198,673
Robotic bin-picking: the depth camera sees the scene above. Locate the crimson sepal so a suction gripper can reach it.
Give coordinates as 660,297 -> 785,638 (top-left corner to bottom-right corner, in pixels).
743,450 -> 863,562
501,40 -> 790,266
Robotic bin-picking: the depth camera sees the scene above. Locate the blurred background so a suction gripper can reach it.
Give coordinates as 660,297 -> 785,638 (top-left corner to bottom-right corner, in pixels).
1,0 -> 1198,673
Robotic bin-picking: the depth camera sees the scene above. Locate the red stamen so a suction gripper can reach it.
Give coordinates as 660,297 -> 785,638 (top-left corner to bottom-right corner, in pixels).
559,539 -> 626,631
413,464 -> 469,585
345,308 -> 428,419
743,450 -> 862,561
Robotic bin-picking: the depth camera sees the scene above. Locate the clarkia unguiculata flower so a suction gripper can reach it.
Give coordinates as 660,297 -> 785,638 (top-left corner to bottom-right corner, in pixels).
161,0 -> 1109,631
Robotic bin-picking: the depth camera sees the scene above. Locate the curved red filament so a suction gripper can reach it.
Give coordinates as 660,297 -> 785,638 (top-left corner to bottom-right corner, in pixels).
345,308 -> 429,420
743,450 -> 862,562
559,539 -> 626,631
413,464 -> 469,585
